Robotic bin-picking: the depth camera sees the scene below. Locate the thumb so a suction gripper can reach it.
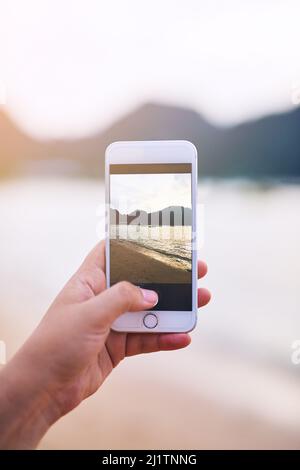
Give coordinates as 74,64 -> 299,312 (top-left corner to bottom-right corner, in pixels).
78,281 -> 158,330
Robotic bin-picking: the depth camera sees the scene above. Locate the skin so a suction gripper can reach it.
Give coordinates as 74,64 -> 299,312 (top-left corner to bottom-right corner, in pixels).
0,241 -> 211,449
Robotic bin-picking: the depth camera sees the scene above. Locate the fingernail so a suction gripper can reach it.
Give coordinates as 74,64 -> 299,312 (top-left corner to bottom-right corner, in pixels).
140,288 -> 158,305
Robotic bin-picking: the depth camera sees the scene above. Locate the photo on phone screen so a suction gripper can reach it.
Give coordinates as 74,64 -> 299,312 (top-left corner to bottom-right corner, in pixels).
109,163 -> 192,311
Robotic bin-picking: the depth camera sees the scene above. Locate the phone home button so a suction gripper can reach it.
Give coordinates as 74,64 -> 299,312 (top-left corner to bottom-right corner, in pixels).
143,313 -> 158,329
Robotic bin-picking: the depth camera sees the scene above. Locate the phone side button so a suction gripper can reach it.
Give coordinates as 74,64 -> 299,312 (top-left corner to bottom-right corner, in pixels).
143,313 -> 158,329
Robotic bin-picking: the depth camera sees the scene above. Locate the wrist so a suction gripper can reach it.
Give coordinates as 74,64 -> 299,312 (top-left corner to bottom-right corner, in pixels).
0,350 -> 61,449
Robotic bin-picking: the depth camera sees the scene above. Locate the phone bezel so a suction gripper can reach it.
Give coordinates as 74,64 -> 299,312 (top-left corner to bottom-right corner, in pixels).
105,140 -> 198,333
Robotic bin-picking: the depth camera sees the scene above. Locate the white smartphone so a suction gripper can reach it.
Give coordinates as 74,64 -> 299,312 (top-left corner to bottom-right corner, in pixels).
105,140 -> 197,333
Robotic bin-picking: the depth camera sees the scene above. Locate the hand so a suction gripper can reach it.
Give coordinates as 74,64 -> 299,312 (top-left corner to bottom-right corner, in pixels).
0,241 -> 210,449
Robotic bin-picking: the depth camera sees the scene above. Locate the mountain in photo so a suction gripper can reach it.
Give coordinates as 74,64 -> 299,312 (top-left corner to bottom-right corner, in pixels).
110,206 -> 192,226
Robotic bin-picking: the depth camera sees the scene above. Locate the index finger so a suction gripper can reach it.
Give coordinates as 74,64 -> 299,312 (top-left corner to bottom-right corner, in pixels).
80,240 -> 106,272
198,260 -> 208,278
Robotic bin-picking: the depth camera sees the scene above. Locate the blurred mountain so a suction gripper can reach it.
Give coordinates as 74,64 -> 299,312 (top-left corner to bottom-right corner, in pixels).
0,102 -> 300,178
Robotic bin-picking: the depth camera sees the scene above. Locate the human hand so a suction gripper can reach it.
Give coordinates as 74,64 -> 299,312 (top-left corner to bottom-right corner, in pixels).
0,241 -> 210,449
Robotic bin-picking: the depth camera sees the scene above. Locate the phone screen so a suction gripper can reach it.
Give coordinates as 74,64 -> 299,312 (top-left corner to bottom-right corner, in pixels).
109,163 -> 192,311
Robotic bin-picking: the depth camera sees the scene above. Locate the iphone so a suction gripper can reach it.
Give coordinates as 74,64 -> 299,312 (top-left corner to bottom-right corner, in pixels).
105,140 -> 197,332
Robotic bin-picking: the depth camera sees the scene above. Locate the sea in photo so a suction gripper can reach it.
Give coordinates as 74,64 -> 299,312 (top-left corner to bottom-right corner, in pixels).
110,225 -> 192,284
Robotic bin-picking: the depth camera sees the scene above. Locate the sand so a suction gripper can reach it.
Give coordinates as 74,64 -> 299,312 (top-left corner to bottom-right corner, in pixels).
39,361 -> 300,450
110,239 -> 191,284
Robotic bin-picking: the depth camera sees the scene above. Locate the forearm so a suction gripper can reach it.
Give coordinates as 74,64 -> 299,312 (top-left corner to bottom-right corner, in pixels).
0,350 -> 60,449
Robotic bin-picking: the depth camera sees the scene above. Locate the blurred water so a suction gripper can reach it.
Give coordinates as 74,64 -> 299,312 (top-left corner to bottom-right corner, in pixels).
0,177 -> 300,448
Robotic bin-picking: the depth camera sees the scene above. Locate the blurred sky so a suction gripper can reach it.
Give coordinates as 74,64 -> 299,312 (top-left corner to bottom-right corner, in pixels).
0,0 -> 300,139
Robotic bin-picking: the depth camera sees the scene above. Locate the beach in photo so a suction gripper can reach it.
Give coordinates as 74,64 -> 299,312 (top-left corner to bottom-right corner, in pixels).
110,234 -> 192,285
109,169 -> 192,286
